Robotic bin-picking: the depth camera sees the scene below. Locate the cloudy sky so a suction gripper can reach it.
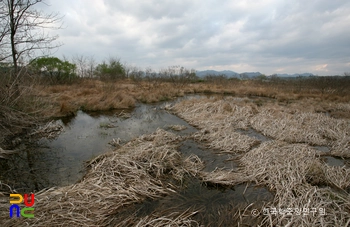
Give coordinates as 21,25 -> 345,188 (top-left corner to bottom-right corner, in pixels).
42,0 -> 350,75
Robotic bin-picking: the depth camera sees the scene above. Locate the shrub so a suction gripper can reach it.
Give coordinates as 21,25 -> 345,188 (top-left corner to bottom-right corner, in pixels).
30,57 -> 77,84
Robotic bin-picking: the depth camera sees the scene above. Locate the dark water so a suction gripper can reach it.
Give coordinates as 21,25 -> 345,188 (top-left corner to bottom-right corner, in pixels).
179,140 -> 239,172
138,179 -> 273,215
0,96 -> 275,226
322,156 -> 347,167
0,103 -> 197,193
112,178 -> 273,226
313,146 -> 330,154
236,127 -> 271,142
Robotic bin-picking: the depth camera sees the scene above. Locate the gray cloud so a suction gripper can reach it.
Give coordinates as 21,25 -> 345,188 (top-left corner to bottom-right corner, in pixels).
43,0 -> 350,75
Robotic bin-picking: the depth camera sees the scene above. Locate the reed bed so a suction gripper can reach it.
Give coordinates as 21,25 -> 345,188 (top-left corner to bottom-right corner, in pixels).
240,141 -> 350,226
324,165 -> 350,190
171,97 -> 350,226
172,97 -> 260,153
134,210 -> 199,227
1,95 -> 348,226
0,129 -> 203,226
250,105 -> 350,157
36,80 -> 191,117
173,97 -> 350,157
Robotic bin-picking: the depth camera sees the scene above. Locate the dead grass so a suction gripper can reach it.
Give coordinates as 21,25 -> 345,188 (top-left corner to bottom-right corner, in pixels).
172,97 -> 260,153
168,124 -> 187,131
171,96 -> 350,226
0,73 -> 47,147
0,129 -> 203,226
134,210 -> 199,227
324,165 -> 350,190
36,80 -> 193,118
1,76 -> 349,225
34,77 -> 350,120
250,105 -> 350,157
172,96 -> 349,157
240,141 -> 350,226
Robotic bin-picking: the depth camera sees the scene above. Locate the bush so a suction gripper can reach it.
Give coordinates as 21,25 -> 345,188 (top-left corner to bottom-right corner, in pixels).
95,58 -> 125,80
30,57 -> 77,84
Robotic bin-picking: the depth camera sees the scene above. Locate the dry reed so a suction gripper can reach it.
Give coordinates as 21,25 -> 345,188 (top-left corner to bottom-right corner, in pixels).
172,97 -> 260,154
134,210 -> 199,227
36,80 -> 191,117
0,129 -> 203,226
168,125 -> 187,131
2,85 -> 349,225
171,96 -> 350,226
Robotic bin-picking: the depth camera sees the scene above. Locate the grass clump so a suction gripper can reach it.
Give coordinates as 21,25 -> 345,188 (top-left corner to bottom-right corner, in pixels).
0,129 -> 203,226
171,96 -> 350,226
168,124 -> 187,131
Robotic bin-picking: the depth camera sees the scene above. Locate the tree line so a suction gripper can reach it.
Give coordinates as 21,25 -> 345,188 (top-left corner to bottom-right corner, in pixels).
25,55 -> 198,84
0,1 -> 349,89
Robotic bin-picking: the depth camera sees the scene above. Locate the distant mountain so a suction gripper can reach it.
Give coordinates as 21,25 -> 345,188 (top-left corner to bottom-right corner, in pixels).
196,70 -> 314,79
239,72 -> 263,78
196,70 -> 263,79
196,70 -> 239,78
275,73 -> 314,78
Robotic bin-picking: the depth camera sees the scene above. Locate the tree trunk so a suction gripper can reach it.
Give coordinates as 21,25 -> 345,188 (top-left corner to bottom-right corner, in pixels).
8,0 -> 18,73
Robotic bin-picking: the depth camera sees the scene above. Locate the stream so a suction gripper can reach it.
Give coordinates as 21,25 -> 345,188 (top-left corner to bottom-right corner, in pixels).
0,101 -> 198,192
0,96 -> 276,225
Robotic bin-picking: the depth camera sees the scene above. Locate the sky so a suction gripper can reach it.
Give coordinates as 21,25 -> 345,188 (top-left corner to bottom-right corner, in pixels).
41,0 -> 350,75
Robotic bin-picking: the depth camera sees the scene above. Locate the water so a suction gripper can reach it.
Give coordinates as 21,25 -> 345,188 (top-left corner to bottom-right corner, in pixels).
236,127 -> 271,142
111,178 -> 273,226
313,146 -> 330,154
322,156 -> 346,167
179,140 -> 239,172
0,96 -> 274,225
0,103 -> 197,193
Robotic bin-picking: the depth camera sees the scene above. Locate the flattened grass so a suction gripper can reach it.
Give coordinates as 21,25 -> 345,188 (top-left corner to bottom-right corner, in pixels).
1,92 -> 349,226
171,96 -> 350,226
0,129 -> 203,226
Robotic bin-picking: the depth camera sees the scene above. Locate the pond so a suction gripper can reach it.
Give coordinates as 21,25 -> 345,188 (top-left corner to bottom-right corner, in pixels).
0,96 -> 274,225
0,101 -> 197,193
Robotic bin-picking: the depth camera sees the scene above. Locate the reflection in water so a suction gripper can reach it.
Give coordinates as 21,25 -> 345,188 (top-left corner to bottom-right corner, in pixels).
0,145 -> 65,192
179,140 -> 238,172
57,114 -> 77,126
0,96 -> 275,226
0,103 -> 197,193
112,178 -> 273,226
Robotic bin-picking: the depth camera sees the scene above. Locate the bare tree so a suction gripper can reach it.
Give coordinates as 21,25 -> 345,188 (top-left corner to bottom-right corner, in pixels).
0,3 -> 11,62
129,65 -> 143,81
0,0 -> 62,72
161,65 -> 196,87
87,56 -> 96,78
72,55 -> 87,77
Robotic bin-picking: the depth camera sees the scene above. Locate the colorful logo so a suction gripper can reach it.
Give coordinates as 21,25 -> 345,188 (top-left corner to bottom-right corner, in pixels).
9,194 -> 35,218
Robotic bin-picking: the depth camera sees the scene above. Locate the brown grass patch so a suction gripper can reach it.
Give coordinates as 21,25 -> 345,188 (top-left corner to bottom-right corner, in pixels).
0,129 -> 204,226
171,97 -> 350,226
33,77 -> 350,119
168,125 -> 187,131
172,97 -> 261,153
35,80 -> 192,117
